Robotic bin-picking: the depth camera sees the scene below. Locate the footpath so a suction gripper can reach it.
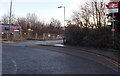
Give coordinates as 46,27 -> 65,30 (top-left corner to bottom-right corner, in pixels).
64,45 -> 120,63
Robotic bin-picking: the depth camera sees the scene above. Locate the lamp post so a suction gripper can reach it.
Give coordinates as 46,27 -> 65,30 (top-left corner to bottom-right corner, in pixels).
8,0 -> 12,40
58,6 -> 65,30
58,6 -> 66,43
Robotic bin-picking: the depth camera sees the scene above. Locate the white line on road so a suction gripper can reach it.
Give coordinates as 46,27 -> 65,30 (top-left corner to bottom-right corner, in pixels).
9,57 -> 17,74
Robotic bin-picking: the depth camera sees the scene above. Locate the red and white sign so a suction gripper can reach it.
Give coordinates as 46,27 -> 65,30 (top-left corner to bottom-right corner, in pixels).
108,2 -> 118,9
108,2 -> 118,13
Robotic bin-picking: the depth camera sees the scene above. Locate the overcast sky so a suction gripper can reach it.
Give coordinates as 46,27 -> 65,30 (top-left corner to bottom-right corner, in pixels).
0,0 -> 109,25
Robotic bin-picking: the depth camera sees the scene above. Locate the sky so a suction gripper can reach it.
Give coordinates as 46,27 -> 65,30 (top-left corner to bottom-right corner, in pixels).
0,0 -> 109,26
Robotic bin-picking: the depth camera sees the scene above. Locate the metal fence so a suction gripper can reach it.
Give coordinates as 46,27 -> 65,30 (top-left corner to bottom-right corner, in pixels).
22,32 -> 63,40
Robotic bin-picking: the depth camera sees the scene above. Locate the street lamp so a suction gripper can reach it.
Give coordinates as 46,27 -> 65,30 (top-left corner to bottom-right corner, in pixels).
8,0 -> 12,40
58,6 -> 65,30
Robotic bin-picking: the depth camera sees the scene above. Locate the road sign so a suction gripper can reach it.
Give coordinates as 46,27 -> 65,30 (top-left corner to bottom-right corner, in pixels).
108,2 -> 118,13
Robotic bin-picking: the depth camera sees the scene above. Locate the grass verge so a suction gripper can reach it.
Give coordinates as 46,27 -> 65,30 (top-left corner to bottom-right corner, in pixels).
103,48 -> 120,54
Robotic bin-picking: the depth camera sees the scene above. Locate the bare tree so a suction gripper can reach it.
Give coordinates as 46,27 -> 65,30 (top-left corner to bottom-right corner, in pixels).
90,0 -> 107,28
72,11 -> 83,27
26,13 -> 38,28
71,0 -> 107,28
72,2 -> 92,28
16,17 -> 27,32
49,18 -> 61,28
1,13 -> 16,24
1,14 -> 9,24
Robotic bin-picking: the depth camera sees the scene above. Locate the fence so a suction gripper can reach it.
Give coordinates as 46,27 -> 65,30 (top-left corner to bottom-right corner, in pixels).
21,32 -> 63,40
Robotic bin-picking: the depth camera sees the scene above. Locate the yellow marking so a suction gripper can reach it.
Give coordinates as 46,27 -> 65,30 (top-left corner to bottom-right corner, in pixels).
77,49 -> 120,68
104,57 -> 120,68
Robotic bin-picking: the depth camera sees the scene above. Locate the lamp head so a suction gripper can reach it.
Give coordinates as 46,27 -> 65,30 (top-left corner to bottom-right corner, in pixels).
58,6 -> 62,8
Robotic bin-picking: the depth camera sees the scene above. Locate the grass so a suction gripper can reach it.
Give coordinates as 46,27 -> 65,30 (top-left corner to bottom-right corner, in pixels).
1,38 -> 9,41
104,48 -> 120,54
0,38 -> 61,42
0,38 -> 26,41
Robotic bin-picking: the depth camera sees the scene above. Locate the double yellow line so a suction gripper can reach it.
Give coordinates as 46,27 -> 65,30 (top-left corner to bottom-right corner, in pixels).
103,57 -> 120,68
80,49 -> 120,68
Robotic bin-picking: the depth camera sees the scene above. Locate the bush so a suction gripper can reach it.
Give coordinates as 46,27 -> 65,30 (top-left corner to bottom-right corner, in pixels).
65,25 -> 120,50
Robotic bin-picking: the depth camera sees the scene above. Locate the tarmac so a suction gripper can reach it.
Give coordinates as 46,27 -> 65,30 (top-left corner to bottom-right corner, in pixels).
1,40 -> 120,68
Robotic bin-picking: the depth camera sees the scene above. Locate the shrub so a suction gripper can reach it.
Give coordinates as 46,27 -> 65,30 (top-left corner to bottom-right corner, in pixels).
65,25 -> 120,50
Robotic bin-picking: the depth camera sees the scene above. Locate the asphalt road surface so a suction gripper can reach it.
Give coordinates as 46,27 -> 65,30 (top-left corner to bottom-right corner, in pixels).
2,40 -> 119,74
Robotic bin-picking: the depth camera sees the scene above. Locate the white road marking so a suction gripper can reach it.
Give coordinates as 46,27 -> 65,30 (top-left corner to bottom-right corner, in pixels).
9,57 -> 17,74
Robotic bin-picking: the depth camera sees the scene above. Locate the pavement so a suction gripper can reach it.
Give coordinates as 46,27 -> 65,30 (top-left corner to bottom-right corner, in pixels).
64,45 -> 120,63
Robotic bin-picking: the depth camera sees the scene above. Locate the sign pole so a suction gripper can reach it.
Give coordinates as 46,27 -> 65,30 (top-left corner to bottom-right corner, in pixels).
112,13 -> 115,46
107,1 -> 119,47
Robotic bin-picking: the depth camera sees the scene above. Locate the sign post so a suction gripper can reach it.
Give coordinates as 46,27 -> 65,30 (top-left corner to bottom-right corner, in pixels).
108,2 -> 119,46
108,2 -> 118,13
112,13 -> 115,46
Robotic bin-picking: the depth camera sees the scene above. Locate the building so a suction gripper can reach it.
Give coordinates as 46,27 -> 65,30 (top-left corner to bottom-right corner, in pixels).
0,24 -> 21,39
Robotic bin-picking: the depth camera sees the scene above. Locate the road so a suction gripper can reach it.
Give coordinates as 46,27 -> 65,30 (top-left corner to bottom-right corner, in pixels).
2,40 -> 119,74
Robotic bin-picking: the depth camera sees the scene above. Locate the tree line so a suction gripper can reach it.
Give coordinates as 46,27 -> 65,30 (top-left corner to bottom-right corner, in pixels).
0,13 -> 63,39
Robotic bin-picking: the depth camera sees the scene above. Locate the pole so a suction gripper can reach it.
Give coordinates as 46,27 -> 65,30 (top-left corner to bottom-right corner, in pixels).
43,33 -> 45,40
9,0 -> 12,40
20,29 -> 22,39
64,6 -> 65,30
36,32 -> 37,39
112,13 -> 115,47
